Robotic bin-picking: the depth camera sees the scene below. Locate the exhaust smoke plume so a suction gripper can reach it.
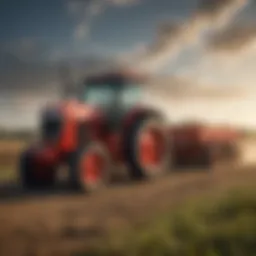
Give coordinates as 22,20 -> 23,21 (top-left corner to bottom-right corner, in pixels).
136,0 -> 249,73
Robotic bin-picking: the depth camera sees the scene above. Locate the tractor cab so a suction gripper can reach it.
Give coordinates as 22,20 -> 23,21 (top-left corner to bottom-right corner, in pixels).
77,72 -> 146,127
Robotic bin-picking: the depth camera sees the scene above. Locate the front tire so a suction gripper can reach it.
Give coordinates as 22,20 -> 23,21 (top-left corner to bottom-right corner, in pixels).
19,150 -> 38,190
19,150 -> 55,190
69,142 -> 111,193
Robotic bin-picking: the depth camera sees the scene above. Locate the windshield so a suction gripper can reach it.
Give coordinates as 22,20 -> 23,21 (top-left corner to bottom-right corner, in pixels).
81,84 -> 116,107
80,83 -> 142,109
121,85 -> 142,108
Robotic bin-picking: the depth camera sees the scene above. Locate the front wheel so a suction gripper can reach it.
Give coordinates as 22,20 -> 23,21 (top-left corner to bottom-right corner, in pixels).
19,149 -> 55,190
69,142 -> 112,193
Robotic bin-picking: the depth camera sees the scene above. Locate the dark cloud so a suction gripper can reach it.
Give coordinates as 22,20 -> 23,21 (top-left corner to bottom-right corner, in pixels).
0,38 -> 52,63
136,0 -> 248,72
197,0 -> 244,17
145,22 -> 182,56
0,43 -> 121,94
148,75 -> 247,99
208,23 -> 256,52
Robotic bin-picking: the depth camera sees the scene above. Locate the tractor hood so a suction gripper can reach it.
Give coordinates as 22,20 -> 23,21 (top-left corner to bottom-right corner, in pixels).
61,99 -> 103,122
42,99 -> 104,123
40,99 -> 104,143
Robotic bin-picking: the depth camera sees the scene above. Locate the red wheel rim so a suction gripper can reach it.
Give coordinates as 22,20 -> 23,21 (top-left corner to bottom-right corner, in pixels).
138,127 -> 165,171
80,151 -> 105,185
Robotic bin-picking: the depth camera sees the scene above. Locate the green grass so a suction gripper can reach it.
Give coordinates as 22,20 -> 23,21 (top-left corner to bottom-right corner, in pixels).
0,139 -> 26,183
78,187 -> 256,256
0,167 -> 16,182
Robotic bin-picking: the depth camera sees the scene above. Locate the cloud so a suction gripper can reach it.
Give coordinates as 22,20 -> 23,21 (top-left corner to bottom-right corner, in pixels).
0,42 -> 121,92
146,75 -> 251,100
74,21 -> 90,40
107,0 -> 139,5
141,72 -> 256,128
67,0 -> 140,41
208,23 -> 256,52
67,0 -> 103,40
0,37 -> 49,62
135,0 -> 249,73
197,0 -> 245,17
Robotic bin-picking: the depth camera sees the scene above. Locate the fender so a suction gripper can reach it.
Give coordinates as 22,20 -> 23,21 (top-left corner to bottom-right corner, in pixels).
123,105 -> 164,132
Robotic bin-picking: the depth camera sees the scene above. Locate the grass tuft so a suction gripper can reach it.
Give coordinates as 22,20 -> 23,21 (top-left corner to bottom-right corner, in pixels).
78,188 -> 256,256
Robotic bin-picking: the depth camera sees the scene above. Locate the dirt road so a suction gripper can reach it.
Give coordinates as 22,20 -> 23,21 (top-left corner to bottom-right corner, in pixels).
0,167 -> 256,256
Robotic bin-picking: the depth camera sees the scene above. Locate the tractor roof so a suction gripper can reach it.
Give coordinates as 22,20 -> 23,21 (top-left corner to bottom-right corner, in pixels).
84,69 -> 149,85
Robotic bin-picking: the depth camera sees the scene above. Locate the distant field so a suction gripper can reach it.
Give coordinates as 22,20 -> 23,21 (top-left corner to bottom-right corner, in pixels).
0,139 -> 27,182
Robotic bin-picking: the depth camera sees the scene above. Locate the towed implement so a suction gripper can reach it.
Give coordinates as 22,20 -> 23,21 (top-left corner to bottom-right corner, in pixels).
18,71 -> 170,192
171,124 -> 241,168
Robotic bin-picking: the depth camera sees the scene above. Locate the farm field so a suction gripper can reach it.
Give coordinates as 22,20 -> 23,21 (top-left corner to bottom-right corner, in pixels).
0,138 -> 256,256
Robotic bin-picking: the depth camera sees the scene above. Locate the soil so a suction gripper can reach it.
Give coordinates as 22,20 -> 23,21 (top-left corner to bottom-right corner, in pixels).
0,166 -> 256,256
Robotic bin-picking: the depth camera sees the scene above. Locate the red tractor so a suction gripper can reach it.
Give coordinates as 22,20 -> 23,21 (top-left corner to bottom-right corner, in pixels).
18,71 -> 170,192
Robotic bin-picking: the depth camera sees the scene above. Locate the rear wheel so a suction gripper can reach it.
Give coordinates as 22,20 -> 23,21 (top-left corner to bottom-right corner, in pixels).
69,142 -> 111,193
125,116 -> 170,180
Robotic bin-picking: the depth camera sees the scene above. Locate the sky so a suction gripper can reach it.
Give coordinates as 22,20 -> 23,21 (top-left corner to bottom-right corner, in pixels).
0,0 -> 199,59
1,0 -> 256,129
